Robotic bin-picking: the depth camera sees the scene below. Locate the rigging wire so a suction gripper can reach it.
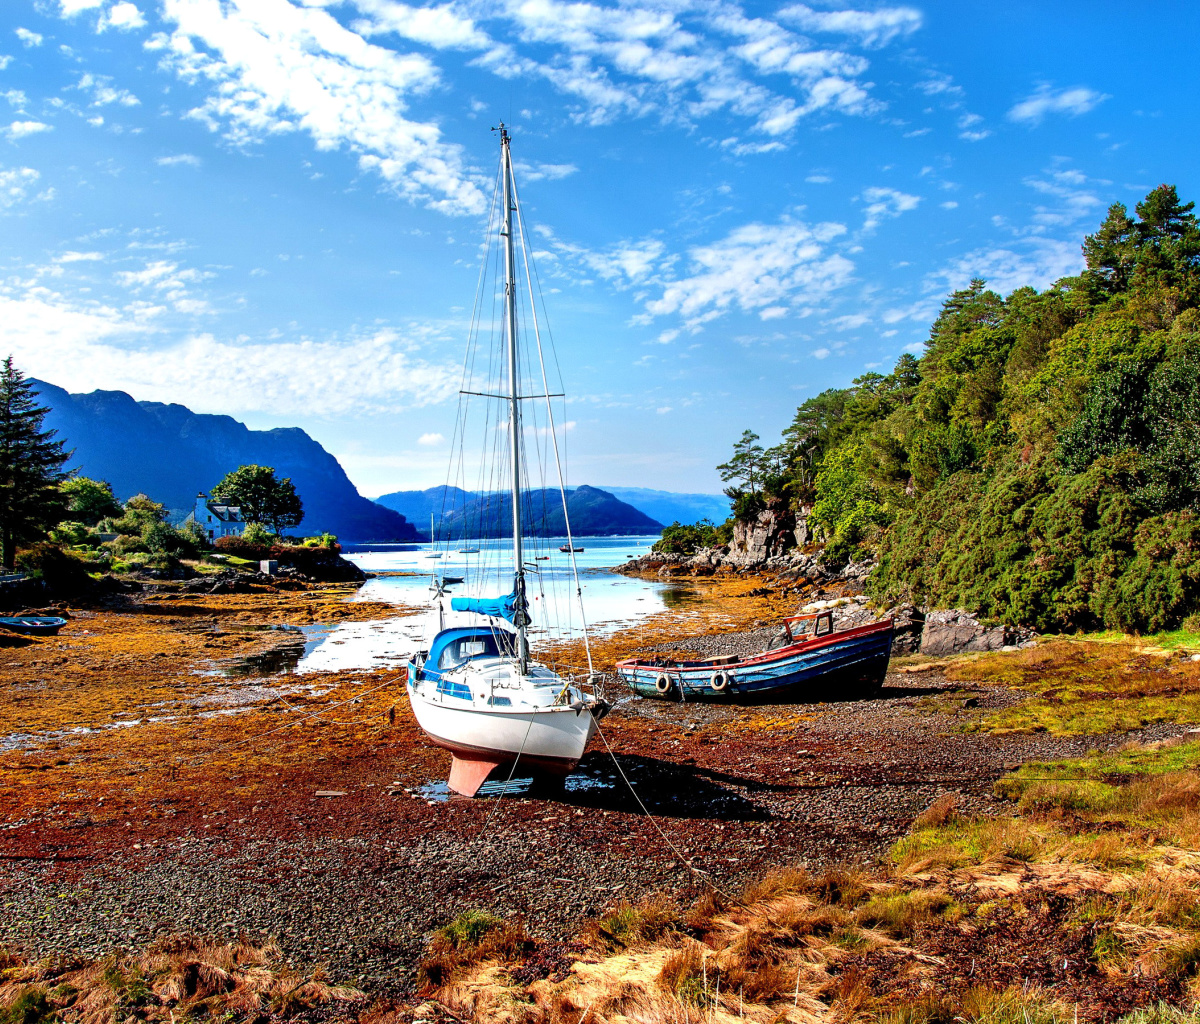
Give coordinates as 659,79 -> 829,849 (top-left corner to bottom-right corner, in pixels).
509,167 -> 595,678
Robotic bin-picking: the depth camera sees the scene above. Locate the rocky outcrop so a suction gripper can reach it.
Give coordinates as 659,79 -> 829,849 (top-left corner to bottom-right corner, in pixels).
728,507 -> 797,566
918,609 -> 1036,656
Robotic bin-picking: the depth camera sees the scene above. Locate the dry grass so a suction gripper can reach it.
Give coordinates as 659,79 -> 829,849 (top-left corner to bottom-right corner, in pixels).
0,935 -> 362,1024
945,638 -> 1200,736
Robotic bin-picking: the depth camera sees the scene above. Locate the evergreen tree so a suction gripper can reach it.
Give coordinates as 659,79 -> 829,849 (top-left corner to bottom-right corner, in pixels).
0,357 -> 70,569
212,464 -> 304,537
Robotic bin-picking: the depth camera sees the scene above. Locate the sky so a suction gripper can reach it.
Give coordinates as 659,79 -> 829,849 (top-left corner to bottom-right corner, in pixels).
0,0 -> 1196,497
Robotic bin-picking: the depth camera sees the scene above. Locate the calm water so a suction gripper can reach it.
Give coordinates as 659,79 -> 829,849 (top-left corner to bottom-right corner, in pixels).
294,535 -> 677,673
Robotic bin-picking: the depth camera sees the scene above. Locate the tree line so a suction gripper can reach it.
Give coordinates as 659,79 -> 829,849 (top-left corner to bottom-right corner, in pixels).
713,184 -> 1200,634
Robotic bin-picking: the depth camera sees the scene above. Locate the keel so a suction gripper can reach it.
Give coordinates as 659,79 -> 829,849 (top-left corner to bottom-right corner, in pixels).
448,754 -> 503,797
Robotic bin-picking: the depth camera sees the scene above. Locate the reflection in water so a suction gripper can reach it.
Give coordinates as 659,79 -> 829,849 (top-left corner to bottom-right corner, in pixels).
290,535 -> 681,674
413,771 -> 618,802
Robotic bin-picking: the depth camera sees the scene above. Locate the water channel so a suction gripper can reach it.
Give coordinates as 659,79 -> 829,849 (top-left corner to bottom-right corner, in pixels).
287,535 -> 682,674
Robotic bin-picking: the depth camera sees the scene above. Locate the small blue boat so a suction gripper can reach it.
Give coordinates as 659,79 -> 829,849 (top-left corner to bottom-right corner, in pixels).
0,616 -> 69,636
616,611 -> 894,702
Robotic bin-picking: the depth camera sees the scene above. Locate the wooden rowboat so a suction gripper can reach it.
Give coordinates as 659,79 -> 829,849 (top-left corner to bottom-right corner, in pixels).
616,610 -> 893,702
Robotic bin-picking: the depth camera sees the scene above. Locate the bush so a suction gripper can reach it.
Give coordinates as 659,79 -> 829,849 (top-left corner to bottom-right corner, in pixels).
142,521 -> 197,559
242,522 -> 274,546
652,519 -> 730,555
15,543 -> 91,592
110,534 -> 149,556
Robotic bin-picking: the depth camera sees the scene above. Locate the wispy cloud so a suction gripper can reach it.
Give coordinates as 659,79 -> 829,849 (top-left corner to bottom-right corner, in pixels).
147,0 -> 487,215
641,218 -> 853,329
0,282 -> 461,417
155,153 -> 201,167
15,28 -> 44,47
75,72 -> 140,107
860,186 -> 920,232
777,3 -> 922,48
2,120 -> 52,141
1008,84 -> 1109,125
0,166 -> 46,208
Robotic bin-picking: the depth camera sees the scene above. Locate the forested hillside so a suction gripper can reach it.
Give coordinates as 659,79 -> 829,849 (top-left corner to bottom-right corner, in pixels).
726,184 -> 1200,633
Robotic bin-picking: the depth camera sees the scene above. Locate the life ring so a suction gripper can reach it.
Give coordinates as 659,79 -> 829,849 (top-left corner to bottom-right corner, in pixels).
654,674 -> 673,694
710,670 -> 731,693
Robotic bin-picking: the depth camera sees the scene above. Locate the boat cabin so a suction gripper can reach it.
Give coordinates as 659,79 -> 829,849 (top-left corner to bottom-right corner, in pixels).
421,627 -> 517,683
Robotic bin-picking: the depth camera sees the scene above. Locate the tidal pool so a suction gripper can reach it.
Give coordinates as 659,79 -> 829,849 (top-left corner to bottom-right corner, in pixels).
293,535 -> 680,673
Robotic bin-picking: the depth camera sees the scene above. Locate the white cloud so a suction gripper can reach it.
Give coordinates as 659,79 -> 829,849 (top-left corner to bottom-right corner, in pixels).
351,0 -> 491,50
642,218 -> 852,329
150,0 -> 486,215
0,284 -> 461,417
0,57 -> 11,71
929,236 -> 1084,296
100,2 -> 148,31
15,28 -> 44,47
940,200 -> 957,210
3,120 -> 52,140
76,73 -> 140,107
514,160 -> 577,182
1008,84 -> 1109,125
0,166 -> 43,208
417,431 -> 444,446
57,0 -> 103,15
915,71 -> 961,97
55,250 -> 104,262
860,186 -> 920,232
115,257 -> 215,313
830,312 -> 869,330
812,346 -> 830,359
1024,166 -> 1104,228
777,4 -> 922,48
805,173 -> 832,183
156,153 -> 202,167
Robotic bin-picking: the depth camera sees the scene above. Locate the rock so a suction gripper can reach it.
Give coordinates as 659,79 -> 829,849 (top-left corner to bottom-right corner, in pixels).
727,506 -> 797,566
919,609 -> 1010,656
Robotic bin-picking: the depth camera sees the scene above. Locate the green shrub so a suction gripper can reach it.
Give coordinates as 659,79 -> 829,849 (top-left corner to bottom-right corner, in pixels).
652,519 -> 730,555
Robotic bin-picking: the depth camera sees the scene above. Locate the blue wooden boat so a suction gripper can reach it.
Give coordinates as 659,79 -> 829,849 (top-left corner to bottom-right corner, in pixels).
616,610 -> 893,702
0,616 -> 68,636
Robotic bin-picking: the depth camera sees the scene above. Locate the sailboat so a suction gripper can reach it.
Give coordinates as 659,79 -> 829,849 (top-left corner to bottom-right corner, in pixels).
425,513 -> 443,558
406,125 -> 608,798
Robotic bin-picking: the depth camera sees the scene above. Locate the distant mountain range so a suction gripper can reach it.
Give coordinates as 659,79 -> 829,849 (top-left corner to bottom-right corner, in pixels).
34,379 -> 420,542
600,487 -> 730,527
375,485 -> 663,538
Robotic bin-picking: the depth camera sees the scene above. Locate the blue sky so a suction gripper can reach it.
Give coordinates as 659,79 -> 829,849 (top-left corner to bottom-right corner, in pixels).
0,0 -> 1195,496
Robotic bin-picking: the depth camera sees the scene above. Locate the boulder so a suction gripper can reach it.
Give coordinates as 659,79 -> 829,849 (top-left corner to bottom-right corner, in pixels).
919,609 -> 1010,656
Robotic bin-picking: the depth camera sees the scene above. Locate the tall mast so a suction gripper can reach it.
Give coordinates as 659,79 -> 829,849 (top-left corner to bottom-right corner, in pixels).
499,124 -> 528,672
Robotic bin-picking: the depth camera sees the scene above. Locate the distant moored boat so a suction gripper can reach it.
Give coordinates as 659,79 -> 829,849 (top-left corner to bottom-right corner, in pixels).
0,616 -> 68,636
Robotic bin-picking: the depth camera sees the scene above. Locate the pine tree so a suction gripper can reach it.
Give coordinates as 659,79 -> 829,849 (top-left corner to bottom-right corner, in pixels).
0,358 -> 70,569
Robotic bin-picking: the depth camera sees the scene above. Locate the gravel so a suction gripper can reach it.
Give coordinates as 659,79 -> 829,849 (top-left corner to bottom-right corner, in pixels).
1,625 -> 1190,993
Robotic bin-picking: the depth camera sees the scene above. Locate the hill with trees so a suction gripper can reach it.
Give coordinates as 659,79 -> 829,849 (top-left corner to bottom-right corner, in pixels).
718,184 -> 1200,634
33,379 -> 419,542
376,484 -> 662,538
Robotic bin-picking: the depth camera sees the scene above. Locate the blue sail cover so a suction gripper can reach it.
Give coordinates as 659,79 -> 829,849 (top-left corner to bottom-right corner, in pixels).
451,590 -> 519,623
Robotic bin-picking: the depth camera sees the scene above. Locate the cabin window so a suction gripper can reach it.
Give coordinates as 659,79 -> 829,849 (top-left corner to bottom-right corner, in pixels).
438,634 -> 506,670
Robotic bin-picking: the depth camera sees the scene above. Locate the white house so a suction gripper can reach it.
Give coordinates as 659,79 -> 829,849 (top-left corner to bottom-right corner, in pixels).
186,492 -> 244,542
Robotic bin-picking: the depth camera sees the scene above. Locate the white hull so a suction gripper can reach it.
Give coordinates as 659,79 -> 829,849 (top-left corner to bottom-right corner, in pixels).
406,679 -> 597,770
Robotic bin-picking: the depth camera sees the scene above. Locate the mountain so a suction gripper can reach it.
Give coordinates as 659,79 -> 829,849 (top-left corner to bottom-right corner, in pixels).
373,485 -> 475,531
34,379 -> 421,542
375,484 -> 663,538
602,487 -> 730,526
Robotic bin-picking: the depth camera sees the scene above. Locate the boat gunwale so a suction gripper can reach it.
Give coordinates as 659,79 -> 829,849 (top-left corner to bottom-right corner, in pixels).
614,618 -> 893,674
